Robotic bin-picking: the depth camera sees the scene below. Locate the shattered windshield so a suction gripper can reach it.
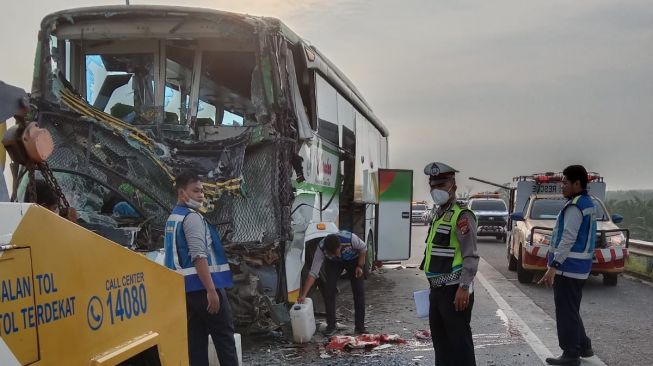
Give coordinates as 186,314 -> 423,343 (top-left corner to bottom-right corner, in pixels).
197,50 -> 256,127
86,54 -> 156,124
48,33 -> 262,131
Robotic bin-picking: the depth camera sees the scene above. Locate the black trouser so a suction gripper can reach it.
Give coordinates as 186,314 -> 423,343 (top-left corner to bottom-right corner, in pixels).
553,275 -> 592,358
318,259 -> 365,329
429,285 -> 476,366
186,288 -> 239,366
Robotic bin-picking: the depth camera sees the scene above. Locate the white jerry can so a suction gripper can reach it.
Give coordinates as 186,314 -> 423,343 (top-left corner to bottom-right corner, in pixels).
208,333 -> 242,366
290,297 -> 317,343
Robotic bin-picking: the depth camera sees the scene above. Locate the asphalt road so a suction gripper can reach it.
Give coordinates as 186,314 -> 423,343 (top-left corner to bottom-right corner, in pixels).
241,225 -> 652,365
471,232 -> 653,366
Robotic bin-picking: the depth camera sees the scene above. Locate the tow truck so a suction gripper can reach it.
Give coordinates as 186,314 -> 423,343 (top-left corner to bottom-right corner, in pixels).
507,173 -> 629,286
0,82 -> 189,366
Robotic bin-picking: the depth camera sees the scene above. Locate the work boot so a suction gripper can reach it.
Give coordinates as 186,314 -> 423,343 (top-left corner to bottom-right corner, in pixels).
354,326 -> 368,335
322,326 -> 337,337
580,348 -> 594,358
545,354 -> 580,366
580,339 -> 594,358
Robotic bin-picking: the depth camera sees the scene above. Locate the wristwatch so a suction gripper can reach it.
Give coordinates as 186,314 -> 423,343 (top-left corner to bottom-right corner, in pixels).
459,283 -> 470,290
550,261 -> 561,269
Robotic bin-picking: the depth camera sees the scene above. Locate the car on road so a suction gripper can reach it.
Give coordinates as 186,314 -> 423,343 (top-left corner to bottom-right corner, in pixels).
468,194 -> 509,242
411,201 -> 430,225
508,194 -> 628,286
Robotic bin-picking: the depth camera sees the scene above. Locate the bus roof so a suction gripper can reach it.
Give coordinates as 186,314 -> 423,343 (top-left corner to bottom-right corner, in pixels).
41,5 -> 389,137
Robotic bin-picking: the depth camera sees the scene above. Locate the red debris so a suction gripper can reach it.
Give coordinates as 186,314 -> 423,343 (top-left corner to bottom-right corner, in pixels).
415,330 -> 431,340
325,333 -> 406,351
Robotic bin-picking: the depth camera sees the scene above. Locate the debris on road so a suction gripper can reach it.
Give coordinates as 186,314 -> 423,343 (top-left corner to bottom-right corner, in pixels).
415,330 -> 431,340
372,344 -> 394,351
325,333 -> 406,351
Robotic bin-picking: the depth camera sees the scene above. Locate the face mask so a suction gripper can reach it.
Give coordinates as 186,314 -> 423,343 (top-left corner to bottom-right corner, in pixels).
431,188 -> 452,205
185,198 -> 203,210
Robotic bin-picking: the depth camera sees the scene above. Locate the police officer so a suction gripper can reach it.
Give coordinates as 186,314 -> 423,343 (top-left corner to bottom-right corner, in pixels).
164,171 -> 238,366
297,230 -> 367,336
420,162 -> 479,366
540,165 -> 596,366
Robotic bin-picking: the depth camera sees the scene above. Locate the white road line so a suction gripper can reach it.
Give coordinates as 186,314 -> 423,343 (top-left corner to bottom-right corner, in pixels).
476,270 -> 553,365
477,258 -> 607,366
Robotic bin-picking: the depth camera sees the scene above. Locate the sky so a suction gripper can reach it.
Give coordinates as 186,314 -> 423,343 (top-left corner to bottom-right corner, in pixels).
1,0 -> 652,201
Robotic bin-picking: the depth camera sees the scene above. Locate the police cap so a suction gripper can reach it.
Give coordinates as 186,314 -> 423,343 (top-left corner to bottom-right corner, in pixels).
424,162 -> 458,185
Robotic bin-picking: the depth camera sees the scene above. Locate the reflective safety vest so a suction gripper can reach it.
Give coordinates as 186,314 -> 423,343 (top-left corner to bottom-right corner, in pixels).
548,192 -> 597,279
319,231 -> 359,262
422,203 -> 475,285
164,205 -> 234,292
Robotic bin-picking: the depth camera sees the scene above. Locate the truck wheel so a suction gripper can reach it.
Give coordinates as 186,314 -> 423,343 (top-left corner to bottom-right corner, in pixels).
517,245 -> 534,284
603,274 -> 618,286
507,243 -> 518,271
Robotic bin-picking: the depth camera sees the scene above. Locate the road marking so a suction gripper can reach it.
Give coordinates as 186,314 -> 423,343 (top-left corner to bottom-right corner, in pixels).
476,258 -> 607,366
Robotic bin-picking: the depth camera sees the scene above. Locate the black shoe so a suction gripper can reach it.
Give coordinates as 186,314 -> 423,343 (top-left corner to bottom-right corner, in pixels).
545,355 -> 580,366
322,326 -> 337,337
580,348 -> 594,358
354,326 -> 368,335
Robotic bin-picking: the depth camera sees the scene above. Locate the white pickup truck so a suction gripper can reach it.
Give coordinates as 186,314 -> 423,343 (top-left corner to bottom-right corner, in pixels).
506,173 -> 629,286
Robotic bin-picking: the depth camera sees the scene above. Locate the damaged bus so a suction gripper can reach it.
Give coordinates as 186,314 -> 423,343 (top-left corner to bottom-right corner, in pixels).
15,5 -> 413,331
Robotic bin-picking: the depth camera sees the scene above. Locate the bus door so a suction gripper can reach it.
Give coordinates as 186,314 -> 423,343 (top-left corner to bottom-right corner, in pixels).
376,169 -> 413,261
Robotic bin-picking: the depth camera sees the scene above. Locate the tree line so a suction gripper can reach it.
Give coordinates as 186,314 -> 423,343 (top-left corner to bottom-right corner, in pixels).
605,191 -> 653,242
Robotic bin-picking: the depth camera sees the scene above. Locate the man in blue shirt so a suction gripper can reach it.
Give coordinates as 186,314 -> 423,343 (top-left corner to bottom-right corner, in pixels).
297,231 -> 368,336
164,171 -> 237,366
539,165 -> 597,366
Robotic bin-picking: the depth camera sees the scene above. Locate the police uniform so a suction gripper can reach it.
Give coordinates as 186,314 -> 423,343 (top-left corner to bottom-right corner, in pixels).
420,162 -> 479,366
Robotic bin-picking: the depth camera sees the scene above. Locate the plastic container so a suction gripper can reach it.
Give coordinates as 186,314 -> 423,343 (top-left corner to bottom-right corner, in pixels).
290,297 -> 317,343
209,332 -> 242,366
413,289 -> 430,319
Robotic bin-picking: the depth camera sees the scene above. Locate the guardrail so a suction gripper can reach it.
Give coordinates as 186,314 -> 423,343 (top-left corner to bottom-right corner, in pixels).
629,239 -> 653,255
626,239 -> 653,280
